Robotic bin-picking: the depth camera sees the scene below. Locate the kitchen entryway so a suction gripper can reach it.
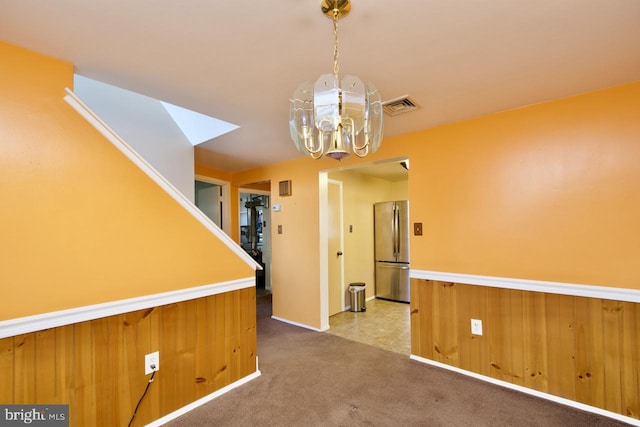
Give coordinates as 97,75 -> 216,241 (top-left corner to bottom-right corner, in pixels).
326,298 -> 411,355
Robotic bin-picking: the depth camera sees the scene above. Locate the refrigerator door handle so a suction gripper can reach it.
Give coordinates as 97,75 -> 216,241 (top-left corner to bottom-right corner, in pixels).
378,263 -> 410,270
393,205 -> 400,257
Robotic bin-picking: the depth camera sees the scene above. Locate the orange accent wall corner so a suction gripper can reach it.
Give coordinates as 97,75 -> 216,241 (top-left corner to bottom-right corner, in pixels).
0,41 -> 254,320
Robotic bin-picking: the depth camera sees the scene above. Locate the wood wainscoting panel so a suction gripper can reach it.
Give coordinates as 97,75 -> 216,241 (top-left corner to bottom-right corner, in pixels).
410,279 -> 433,359
410,278 -> 640,420
522,290 -> 548,392
544,293 -> 577,400
0,336 -> 14,403
602,299 -> 623,414
432,281 -> 459,366
1,286 -> 257,426
14,333 -> 36,403
621,301 -> 640,418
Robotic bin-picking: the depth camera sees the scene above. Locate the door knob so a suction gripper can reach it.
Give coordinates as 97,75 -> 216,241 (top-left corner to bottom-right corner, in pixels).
337,251 -> 343,256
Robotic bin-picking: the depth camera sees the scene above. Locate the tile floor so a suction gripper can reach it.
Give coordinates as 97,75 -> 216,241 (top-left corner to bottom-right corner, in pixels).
326,298 -> 411,355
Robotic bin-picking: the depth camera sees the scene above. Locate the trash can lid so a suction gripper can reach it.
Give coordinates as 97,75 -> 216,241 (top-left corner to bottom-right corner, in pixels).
349,282 -> 366,287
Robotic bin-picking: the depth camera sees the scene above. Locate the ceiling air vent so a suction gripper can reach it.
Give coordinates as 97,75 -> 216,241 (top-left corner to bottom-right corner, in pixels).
382,95 -> 420,117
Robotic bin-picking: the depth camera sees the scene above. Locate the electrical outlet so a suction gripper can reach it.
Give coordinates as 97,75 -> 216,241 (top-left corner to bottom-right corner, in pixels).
471,319 -> 483,336
145,351 -> 159,375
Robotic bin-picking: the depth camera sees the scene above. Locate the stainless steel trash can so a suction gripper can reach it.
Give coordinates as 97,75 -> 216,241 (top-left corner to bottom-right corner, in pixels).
348,283 -> 366,312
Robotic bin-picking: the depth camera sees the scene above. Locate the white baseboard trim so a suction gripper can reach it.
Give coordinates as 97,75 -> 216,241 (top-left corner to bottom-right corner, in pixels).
0,277 -> 255,339
271,315 -> 326,332
147,369 -> 262,426
410,354 -> 640,426
410,270 -> 640,303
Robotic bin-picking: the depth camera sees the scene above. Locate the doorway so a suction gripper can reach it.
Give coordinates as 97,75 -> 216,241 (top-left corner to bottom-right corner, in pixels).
194,175 -> 231,236
320,158 -> 410,338
239,188 -> 272,294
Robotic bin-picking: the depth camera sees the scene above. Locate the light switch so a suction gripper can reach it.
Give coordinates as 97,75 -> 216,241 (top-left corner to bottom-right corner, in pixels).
414,222 -> 423,236
277,225 -> 283,234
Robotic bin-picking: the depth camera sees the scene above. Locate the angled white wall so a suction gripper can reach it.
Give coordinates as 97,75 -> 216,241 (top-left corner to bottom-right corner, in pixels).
74,75 -> 195,201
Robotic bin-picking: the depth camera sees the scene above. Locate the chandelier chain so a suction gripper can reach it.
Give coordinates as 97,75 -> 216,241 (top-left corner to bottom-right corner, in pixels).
333,7 -> 339,76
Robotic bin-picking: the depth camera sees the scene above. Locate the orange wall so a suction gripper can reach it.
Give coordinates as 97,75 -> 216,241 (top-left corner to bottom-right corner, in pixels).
197,81 -> 640,328
0,42 -> 254,320
194,163 -> 232,183
195,159 -> 324,328
233,160 -> 323,327
406,82 -> 640,287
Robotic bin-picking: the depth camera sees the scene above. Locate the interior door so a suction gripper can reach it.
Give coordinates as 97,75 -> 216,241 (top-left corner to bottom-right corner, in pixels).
328,180 -> 344,316
195,181 -> 221,227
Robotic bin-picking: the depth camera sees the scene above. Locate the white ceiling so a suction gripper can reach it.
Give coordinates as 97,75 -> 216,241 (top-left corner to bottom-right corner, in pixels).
2,0 -> 639,173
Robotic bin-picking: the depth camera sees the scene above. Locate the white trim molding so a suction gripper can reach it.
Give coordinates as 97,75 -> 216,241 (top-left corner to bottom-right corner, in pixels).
410,270 -> 640,303
271,316 -> 327,332
63,89 -> 260,272
410,355 -> 640,426
0,277 -> 255,339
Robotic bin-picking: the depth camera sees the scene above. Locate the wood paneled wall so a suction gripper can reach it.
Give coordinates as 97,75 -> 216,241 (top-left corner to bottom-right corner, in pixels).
410,279 -> 640,420
0,287 -> 257,426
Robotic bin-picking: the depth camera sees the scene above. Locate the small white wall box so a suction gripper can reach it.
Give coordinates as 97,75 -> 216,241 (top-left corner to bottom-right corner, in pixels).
471,319 -> 483,336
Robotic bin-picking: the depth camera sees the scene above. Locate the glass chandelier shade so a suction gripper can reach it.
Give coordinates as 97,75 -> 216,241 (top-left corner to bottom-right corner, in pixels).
289,1 -> 383,160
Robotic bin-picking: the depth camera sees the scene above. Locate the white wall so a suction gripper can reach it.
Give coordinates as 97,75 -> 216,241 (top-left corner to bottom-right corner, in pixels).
74,75 -> 195,201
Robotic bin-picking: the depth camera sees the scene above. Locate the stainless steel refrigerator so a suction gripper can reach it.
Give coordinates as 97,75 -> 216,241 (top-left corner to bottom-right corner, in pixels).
374,200 -> 410,303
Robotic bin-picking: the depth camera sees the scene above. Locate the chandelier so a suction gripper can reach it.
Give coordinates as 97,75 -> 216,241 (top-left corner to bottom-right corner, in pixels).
289,0 -> 383,160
